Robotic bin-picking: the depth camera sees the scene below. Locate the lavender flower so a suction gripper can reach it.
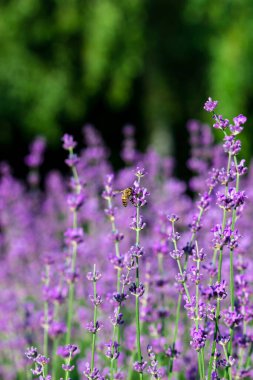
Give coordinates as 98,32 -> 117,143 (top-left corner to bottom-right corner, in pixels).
203,97 -> 218,112
86,321 -> 103,334
190,326 -> 207,351
223,136 -> 241,155
230,114 -> 247,134
104,341 -> 120,360
83,362 -> 105,380
110,309 -> 124,326
113,292 -> 128,304
129,282 -> 145,298
170,249 -> 184,260
223,309 -> 243,328
87,270 -> 102,282
25,346 -> 38,360
131,181 -> 149,208
65,153 -> 80,167
216,188 -> 246,211
62,134 -> 77,150
133,361 -> 147,373
210,281 -> 227,300
147,345 -> 163,379
25,137 -> 46,168
213,114 -> 229,129
89,294 -> 103,306
67,193 -> 85,211
62,364 -> 75,371
64,227 -> 84,245
57,344 -> 78,358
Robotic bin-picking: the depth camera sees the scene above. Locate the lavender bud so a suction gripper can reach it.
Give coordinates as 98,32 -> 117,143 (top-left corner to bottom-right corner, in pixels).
203,97 -> 218,112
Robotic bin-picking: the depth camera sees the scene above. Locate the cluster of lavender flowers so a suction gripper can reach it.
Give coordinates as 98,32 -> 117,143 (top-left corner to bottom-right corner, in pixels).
0,100 -> 253,380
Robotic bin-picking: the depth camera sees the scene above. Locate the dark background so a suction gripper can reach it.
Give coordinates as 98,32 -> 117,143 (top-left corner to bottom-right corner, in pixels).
1,0 -> 253,179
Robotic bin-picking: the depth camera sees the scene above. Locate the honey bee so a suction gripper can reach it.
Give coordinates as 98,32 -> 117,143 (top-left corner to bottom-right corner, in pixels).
114,187 -> 133,207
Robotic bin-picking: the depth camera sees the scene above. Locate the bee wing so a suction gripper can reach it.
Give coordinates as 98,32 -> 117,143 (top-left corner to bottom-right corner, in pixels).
113,190 -> 124,195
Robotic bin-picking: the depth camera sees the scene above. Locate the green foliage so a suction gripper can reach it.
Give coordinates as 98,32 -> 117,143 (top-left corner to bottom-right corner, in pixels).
83,0 -> 144,106
186,0 -> 253,159
0,0 -> 253,160
0,0 -> 145,144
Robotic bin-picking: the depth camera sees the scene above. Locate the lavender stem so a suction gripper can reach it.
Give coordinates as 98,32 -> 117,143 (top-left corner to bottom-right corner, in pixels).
169,192 -> 212,378
43,264 -> 50,376
168,293 -> 182,378
65,150 -> 81,345
207,150 -> 232,380
91,264 -> 98,372
228,155 -> 240,356
135,202 -> 143,380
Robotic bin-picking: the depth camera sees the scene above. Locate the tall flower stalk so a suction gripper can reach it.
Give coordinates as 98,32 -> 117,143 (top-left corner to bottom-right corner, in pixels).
135,203 -> 143,379
42,262 -> 50,376
86,265 -> 102,376
103,174 -> 125,376
168,216 -> 205,380
130,168 -> 149,379
91,266 -> 98,372
103,175 -> 123,292
62,134 -> 84,346
228,154 -> 246,356
168,187 -> 213,378
108,267 -> 130,379
203,100 -> 247,380
58,344 -> 78,380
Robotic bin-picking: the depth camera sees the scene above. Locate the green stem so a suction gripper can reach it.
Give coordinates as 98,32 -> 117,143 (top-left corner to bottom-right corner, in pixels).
106,192 -> 122,375
171,222 -> 191,302
134,178 -> 143,380
135,255 -> 143,379
168,293 -> 182,378
110,269 -> 130,379
51,336 -> 59,380
177,259 -> 191,301
65,156 -> 81,345
52,303 -> 60,379
208,248 -> 218,286
212,248 -> 218,266
43,264 -> 50,376
107,196 -> 121,290
222,346 -> 232,380
201,349 -> 205,378
237,322 -> 246,372
128,263 -> 150,380
91,265 -> 98,372
65,239 -> 77,345
245,342 -> 253,368
158,253 -> 166,335
136,206 -> 140,246
207,151 -> 233,380
172,222 -> 205,378
43,302 -> 49,357
64,353 -> 72,380
228,155 -> 240,356
207,249 -> 223,379
168,190 -> 213,379
195,242 -> 205,380
135,273 -> 143,380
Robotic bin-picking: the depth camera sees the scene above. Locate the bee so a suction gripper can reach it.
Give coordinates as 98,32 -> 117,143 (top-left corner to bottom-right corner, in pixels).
114,187 -> 133,207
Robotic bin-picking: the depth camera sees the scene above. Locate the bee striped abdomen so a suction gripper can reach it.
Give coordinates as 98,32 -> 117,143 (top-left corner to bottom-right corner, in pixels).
121,187 -> 132,207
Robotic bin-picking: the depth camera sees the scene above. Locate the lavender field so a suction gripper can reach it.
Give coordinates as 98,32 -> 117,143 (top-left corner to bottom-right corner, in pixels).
0,99 -> 252,380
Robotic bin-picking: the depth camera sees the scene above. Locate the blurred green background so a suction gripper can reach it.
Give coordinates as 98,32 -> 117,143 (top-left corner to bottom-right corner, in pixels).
0,0 -> 253,176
